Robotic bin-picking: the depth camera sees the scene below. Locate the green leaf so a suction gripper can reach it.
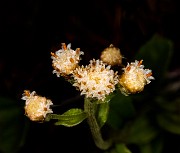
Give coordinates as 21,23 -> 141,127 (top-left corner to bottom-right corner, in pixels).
0,97 -> 28,153
97,102 -> 110,128
115,143 -> 132,153
139,143 -> 152,153
156,97 -> 180,131
47,108 -> 87,127
139,137 -> 163,153
127,115 -> 158,145
156,114 -> 180,134
156,97 -> 180,113
107,92 -> 136,129
150,137 -> 164,153
135,34 -> 173,85
105,143 -> 132,153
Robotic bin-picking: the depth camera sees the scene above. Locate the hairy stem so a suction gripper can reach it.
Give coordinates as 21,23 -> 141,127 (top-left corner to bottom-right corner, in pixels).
84,98 -> 112,150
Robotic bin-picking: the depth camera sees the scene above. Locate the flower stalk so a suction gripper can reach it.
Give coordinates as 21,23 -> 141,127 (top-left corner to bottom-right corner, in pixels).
84,98 -> 112,150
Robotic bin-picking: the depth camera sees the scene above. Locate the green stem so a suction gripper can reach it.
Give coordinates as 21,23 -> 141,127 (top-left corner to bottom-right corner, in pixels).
84,98 -> 112,150
45,114 -> 61,121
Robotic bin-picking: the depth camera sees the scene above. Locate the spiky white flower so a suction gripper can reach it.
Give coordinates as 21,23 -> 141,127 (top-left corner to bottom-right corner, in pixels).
119,60 -> 155,95
21,90 -> 53,122
73,59 -> 119,101
100,44 -> 123,66
51,43 -> 84,77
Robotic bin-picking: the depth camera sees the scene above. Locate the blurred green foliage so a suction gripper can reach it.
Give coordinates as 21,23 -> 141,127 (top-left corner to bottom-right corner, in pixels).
0,97 -> 28,153
106,34 -> 180,153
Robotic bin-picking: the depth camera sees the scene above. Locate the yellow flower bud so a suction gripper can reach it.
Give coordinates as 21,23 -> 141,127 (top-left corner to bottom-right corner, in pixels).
119,60 -> 154,95
100,44 -> 122,66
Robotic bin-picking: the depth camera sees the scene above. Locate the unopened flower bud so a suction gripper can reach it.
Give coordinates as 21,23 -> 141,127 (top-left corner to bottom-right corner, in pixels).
100,44 -> 122,66
119,60 -> 155,95
21,90 -> 53,122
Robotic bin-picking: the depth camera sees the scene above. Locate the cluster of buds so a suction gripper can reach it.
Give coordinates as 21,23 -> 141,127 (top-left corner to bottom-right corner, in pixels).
21,43 -> 154,121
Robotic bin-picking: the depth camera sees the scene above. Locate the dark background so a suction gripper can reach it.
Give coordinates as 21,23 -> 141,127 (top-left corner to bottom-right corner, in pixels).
0,0 -> 180,153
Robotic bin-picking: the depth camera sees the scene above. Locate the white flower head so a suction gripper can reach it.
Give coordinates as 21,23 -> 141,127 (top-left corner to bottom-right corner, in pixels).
21,90 -> 53,122
51,43 -> 84,77
73,59 -> 119,102
100,44 -> 123,66
119,60 -> 155,95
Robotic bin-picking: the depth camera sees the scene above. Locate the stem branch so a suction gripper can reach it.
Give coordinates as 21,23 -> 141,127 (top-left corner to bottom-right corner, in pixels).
84,98 -> 112,150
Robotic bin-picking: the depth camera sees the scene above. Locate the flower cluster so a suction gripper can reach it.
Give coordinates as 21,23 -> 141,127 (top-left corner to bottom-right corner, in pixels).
73,59 -> 119,101
21,43 -> 154,121
51,43 -> 84,77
